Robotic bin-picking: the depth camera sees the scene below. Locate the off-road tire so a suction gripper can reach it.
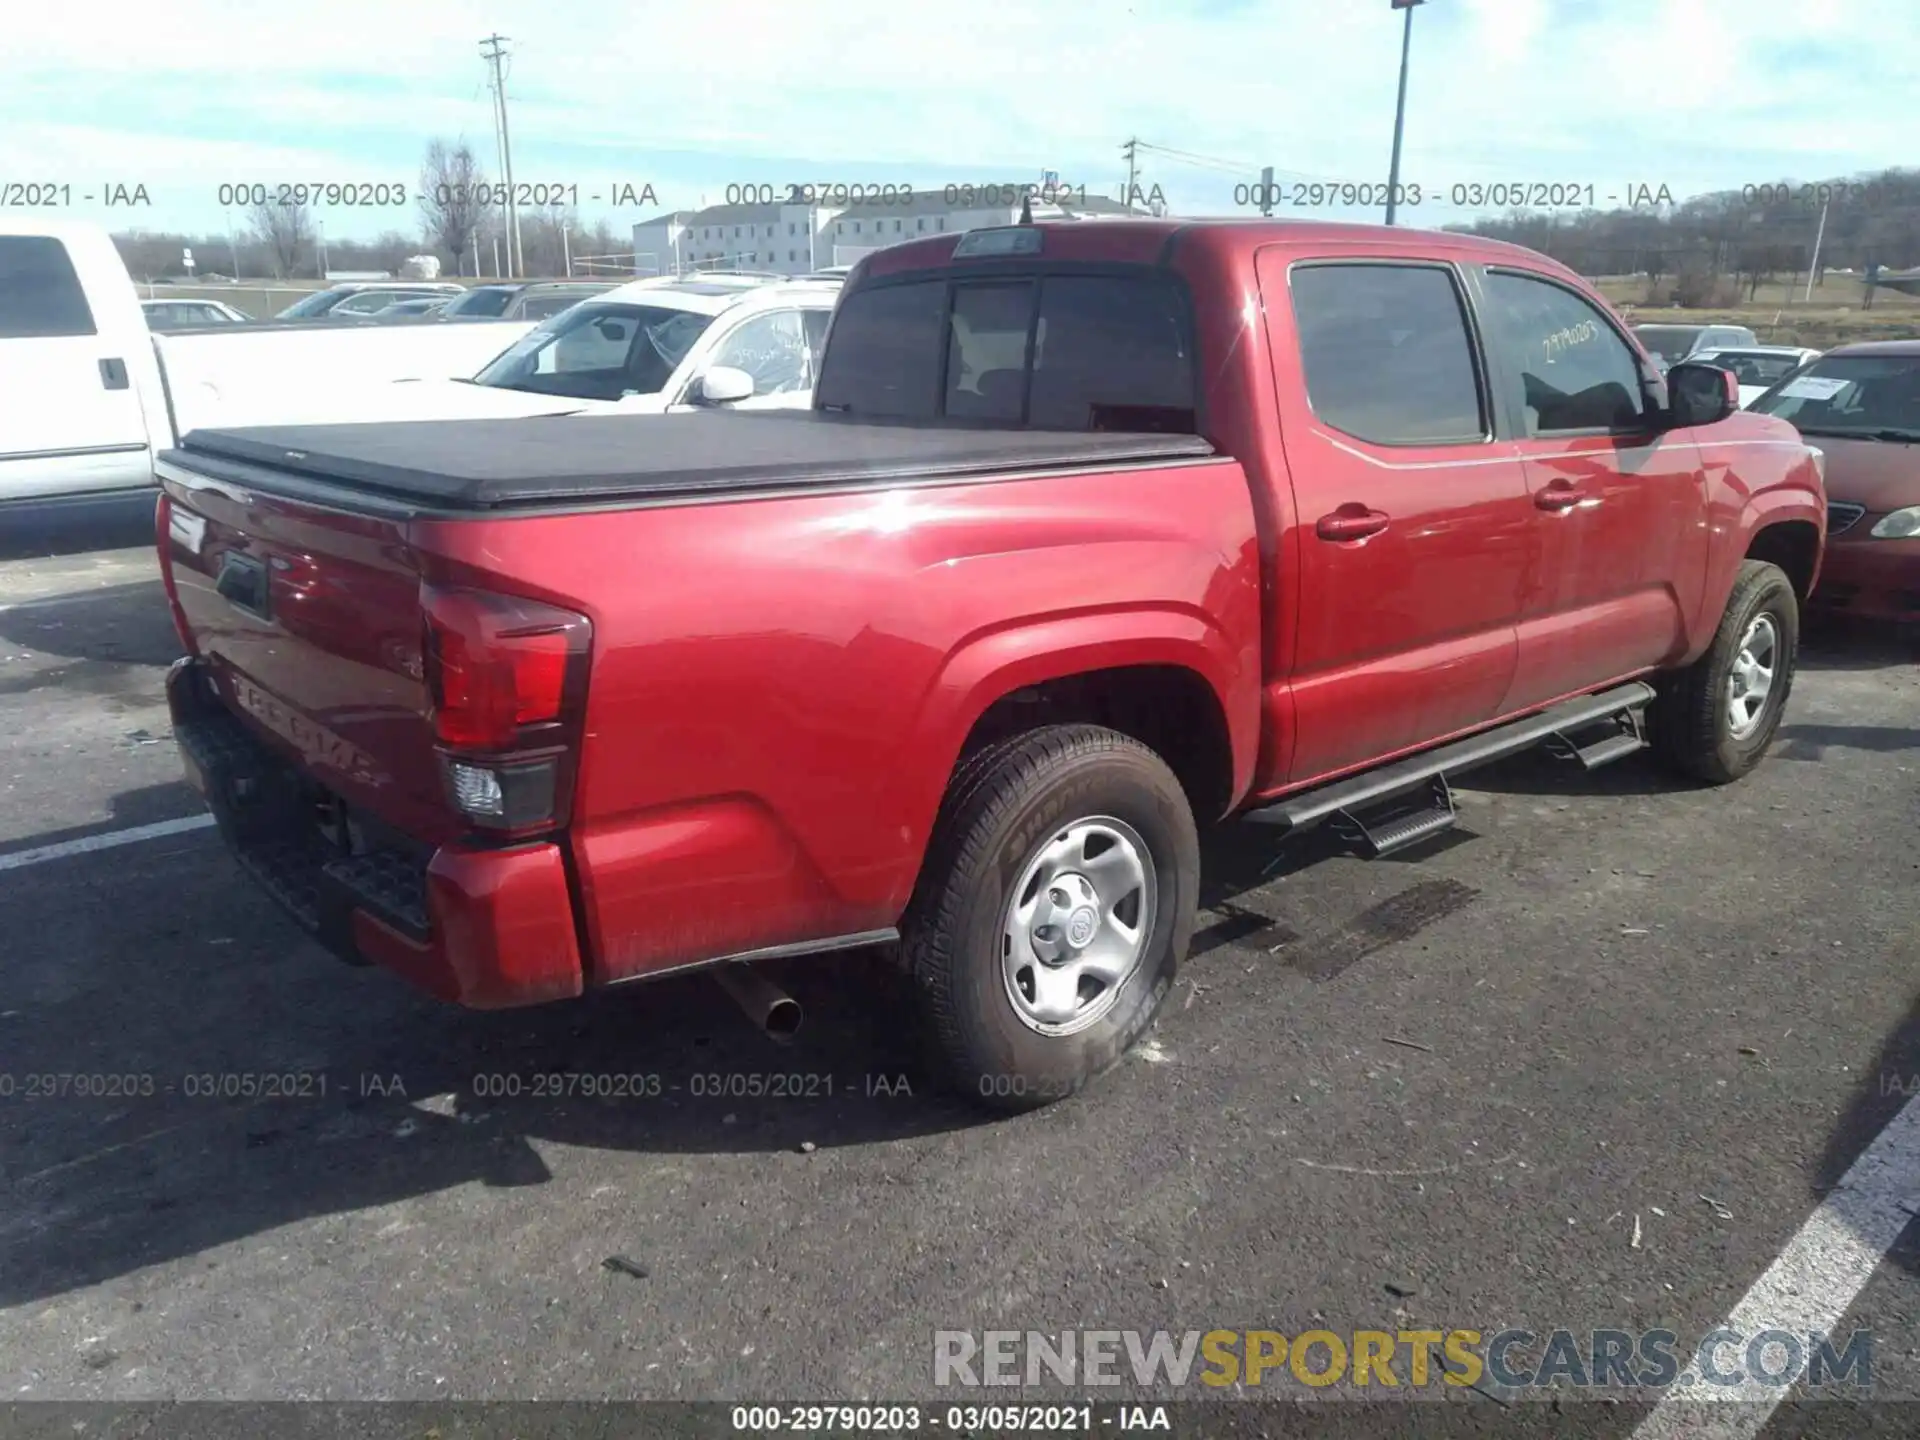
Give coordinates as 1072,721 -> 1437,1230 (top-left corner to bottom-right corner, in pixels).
1651,559 -> 1799,783
901,724 -> 1199,1113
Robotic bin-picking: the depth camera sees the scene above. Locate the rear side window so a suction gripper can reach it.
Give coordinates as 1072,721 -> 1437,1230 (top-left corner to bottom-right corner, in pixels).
814,280 -> 946,417
817,271 -> 1196,431
1290,264 -> 1485,444
0,236 -> 97,339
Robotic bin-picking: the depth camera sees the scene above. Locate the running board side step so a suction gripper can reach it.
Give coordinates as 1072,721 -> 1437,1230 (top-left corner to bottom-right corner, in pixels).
1245,682 -> 1658,843
1327,775 -> 1458,859
1542,705 -> 1650,771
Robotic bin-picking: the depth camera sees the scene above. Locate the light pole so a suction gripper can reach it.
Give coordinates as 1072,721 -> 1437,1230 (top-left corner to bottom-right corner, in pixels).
1385,0 -> 1425,226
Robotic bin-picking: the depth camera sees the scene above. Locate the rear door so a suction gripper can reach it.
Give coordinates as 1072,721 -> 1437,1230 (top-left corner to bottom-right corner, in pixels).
1255,253 -> 1534,786
0,233 -> 152,500
1474,266 -> 1709,707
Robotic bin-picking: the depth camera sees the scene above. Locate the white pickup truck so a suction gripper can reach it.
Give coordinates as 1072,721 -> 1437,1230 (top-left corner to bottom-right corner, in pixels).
0,218 -> 539,508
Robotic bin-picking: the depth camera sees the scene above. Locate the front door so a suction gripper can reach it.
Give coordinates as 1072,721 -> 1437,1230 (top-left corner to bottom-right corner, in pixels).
1472,266 -> 1710,709
1256,253 -> 1536,787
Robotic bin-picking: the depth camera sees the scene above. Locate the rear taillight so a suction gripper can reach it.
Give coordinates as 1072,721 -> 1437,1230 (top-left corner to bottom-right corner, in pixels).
421,584 -> 592,837
154,494 -> 197,655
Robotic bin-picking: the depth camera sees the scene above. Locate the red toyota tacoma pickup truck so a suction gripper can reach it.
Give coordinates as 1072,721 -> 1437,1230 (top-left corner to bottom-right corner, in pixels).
155,219 -> 1826,1109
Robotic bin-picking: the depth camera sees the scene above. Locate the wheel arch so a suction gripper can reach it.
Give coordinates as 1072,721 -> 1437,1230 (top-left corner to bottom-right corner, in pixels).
889,608 -> 1256,913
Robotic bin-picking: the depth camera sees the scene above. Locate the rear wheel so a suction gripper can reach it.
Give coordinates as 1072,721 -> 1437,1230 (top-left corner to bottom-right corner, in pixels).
1651,559 -> 1799,783
901,725 -> 1199,1112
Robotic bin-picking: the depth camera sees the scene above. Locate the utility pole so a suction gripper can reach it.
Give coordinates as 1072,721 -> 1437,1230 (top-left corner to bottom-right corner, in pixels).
1385,0 -> 1425,226
1260,165 -> 1275,218
1122,137 -> 1138,213
1803,195 -> 1830,302
481,33 -> 523,278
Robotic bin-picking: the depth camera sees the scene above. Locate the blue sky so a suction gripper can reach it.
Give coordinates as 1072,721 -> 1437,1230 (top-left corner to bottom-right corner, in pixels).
4,0 -> 1911,241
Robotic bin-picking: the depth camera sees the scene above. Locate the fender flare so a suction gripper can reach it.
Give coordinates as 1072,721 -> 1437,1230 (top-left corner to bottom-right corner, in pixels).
887,604 -> 1259,899
1734,487 -> 1828,595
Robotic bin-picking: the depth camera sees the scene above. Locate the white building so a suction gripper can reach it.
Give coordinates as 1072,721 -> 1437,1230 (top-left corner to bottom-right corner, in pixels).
630,187 -> 1141,278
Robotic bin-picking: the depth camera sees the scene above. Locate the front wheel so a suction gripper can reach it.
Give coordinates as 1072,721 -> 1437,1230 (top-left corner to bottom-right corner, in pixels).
901,725 -> 1199,1113
1651,559 -> 1799,783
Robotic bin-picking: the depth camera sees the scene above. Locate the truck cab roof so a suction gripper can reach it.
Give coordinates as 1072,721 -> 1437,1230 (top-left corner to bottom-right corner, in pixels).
853,217 -> 1591,285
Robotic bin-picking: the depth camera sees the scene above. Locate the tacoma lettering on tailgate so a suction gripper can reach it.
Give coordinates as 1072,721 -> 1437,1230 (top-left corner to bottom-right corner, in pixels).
232,677 -> 391,789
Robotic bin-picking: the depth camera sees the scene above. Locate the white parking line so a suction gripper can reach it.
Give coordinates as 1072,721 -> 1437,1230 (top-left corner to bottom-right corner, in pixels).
1631,1093 -> 1920,1439
0,814 -> 215,873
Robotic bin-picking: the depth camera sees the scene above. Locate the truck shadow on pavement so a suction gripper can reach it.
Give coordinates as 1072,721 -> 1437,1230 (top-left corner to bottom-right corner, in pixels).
1814,991 -> 1920,1278
1797,616 -> 1920,671
0,780 -> 208,862
0,494 -> 158,561
0,579 -> 182,673
0,876 -> 982,1308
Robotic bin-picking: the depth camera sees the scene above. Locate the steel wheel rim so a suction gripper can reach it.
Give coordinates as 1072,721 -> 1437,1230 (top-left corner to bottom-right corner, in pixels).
1000,816 -> 1157,1038
1726,613 -> 1779,740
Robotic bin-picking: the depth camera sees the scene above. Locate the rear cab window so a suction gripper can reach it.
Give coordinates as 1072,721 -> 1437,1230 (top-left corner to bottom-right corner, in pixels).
0,236 -> 98,339
815,268 -> 1197,432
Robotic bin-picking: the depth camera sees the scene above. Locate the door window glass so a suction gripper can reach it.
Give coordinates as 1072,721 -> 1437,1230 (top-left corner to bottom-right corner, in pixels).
1289,263 -> 1485,444
1484,270 -> 1648,435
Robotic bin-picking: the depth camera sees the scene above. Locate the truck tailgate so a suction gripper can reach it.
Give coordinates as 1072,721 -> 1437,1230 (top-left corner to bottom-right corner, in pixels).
157,470 -> 454,845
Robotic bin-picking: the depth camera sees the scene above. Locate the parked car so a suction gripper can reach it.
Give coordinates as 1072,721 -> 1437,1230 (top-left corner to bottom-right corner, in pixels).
433,281 -> 618,322
511,283 -> 619,321
324,288 -> 452,318
155,218 -> 1823,1109
274,282 -> 463,321
0,219 -> 539,505
334,274 -> 844,422
1633,323 -> 1759,373
1689,345 -> 1823,408
372,297 -> 453,320
141,298 -> 250,330
1749,339 -> 1920,621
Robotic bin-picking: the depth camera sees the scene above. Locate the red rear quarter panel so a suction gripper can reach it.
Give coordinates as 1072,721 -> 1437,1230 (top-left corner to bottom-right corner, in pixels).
412,463 -> 1263,986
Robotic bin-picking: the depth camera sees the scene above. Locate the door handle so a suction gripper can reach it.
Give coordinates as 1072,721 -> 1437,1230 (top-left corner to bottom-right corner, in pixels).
99,357 -> 129,390
1534,483 -> 1591,512
1315,505 -> 1391,542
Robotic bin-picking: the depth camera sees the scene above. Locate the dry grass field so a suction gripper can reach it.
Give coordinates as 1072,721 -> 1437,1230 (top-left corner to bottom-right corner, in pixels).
1595,272 -> 1920,349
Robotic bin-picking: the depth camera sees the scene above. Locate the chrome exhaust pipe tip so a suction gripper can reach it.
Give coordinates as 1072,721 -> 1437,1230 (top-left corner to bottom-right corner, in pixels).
712,963 -> 804,1042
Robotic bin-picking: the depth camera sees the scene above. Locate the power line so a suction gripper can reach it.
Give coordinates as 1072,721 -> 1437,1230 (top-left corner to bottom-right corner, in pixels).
480,33 -> 523,278
1132,139 -> 1344,187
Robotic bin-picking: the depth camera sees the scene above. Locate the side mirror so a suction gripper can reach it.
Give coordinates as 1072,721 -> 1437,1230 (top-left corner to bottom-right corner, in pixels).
1664,361 -> 1739,429
697,366 -> 756,405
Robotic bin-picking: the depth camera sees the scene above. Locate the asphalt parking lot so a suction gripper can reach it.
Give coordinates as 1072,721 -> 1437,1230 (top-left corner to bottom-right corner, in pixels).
1,502 -> 1917,1437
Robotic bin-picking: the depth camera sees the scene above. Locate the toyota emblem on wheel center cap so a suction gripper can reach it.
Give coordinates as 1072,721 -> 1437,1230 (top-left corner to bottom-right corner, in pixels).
1065,906 -> 1099,948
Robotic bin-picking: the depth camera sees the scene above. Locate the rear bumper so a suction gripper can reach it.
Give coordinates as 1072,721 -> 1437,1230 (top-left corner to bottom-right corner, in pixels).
1807,537 -> 1920,622
167,658 -> 584,1008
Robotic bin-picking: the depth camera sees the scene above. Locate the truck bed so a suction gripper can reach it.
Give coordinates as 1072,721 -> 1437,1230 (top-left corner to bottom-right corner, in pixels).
164,412 -> 1217,512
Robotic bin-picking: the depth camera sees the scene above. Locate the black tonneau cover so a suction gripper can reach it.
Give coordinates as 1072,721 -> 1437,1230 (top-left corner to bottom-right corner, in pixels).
167,412 -> 1218,512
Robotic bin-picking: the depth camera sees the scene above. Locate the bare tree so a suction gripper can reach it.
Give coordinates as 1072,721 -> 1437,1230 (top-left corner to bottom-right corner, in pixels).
518,203 -> 579,278
419,139 -> 489,274
248,200 -> 314,279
